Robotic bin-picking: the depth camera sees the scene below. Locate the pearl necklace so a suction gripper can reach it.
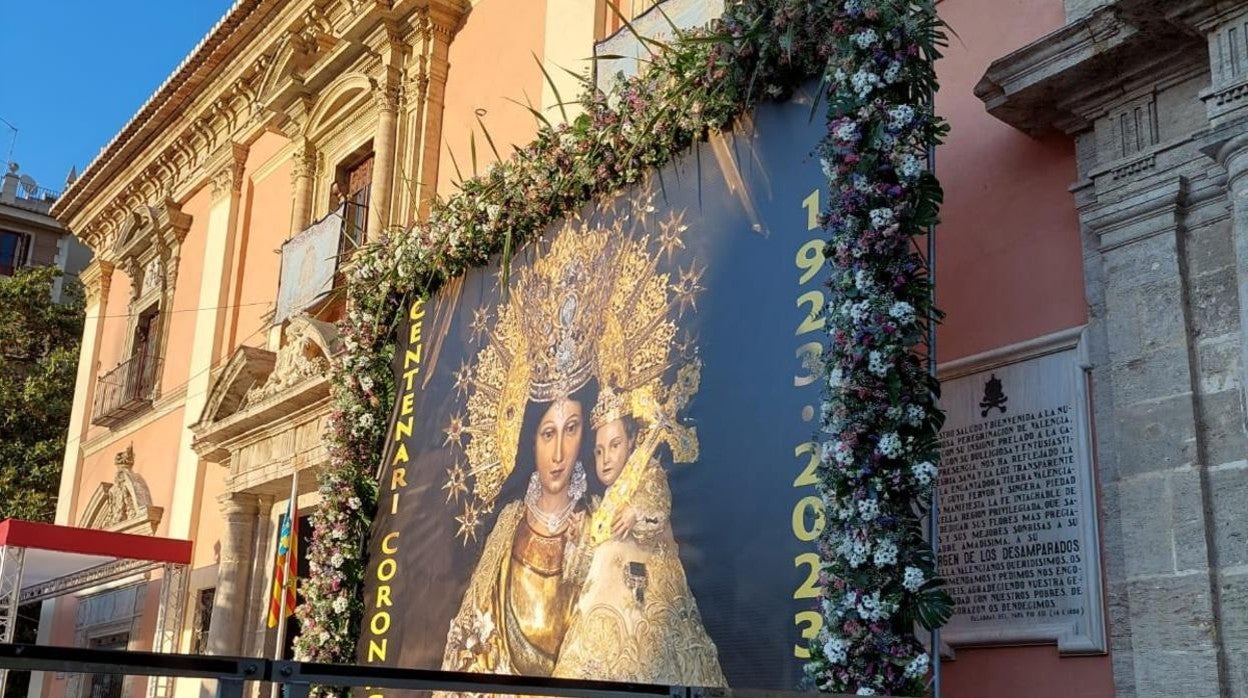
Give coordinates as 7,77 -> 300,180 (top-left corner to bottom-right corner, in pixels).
526,497 -> 577,532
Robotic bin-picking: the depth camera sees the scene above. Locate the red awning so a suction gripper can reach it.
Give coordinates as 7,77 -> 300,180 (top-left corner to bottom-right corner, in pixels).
0,519 -> 193,602
0,519 -> 191,565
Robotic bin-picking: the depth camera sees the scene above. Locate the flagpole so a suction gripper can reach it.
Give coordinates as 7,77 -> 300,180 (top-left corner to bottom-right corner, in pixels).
271,466 -> 299,698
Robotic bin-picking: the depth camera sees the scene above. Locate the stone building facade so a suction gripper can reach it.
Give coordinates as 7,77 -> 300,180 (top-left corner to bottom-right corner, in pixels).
0,163 -> 91,300
978,1 -> 1248,695
35,0 -> 1248,697
34,2 -> 663,697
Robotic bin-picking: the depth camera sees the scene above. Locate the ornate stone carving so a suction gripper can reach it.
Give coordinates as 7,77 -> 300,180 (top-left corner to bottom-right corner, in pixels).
80,260 -> 115,307
206,141 -> 249,203
244,315 -> 340,405
290,142 -> 319,181
372,80 -> 401,113
142,257 -> 164,295
121,257 -> 142,302
79,445 -> 163,534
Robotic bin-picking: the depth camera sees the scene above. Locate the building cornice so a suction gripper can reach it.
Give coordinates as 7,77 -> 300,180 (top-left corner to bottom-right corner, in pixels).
974,1 -> 1208,136
53,0 -> 469,253
52,0 -> 272,222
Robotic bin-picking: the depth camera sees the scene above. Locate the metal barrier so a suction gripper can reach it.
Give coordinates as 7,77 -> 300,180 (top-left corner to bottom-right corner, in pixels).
0,643 -> 855,698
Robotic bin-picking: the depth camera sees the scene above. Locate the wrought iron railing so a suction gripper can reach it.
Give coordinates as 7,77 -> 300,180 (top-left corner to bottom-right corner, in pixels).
0,643 -> 853,698
4,184 -> 60,214
91,346 -> 161,428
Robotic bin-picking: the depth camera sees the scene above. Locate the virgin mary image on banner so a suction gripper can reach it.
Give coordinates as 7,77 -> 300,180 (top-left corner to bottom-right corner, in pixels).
438,209 -> 725,687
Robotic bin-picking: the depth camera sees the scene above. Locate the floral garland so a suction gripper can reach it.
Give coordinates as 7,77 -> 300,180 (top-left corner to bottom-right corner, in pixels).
806,1 -> 952,696
293,1 -> 949,695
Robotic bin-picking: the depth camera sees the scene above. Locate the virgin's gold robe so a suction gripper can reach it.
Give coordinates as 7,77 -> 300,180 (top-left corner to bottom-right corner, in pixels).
553,461 -> 725,686
441,501 -> 589,679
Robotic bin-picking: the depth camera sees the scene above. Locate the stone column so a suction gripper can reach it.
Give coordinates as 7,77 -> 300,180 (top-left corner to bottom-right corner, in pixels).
368,81 -> 400,238
1196,8 -> 1248,695
31,258 -> 114,697
56,258 -> 114,526
409,3 -> 466,220
1080,176 -> 1225,698
290,140 -> 317,236
170,142 -> 247,545
242,494 -> 275,657
206,494 -> 258,656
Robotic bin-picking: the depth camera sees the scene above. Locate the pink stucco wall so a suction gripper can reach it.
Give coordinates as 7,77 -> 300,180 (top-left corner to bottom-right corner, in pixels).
438,0 -> 549,197
936,0 -> 1089,361
935,1 -> 1111,696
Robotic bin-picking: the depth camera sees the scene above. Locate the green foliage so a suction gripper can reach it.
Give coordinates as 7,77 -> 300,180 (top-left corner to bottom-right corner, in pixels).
0,267 -> 84,522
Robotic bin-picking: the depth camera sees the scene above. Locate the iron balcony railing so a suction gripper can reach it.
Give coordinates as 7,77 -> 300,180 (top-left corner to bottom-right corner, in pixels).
0,643 -> 856,698
92,345 -> 161,428
4,185 -> 60,214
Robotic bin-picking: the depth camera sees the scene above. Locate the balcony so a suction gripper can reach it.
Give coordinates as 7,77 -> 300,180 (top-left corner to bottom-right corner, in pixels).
92,347 -> 161,428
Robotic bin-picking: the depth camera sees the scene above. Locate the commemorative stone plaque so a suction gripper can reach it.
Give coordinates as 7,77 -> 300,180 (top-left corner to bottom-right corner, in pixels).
936,336 -> 1106,653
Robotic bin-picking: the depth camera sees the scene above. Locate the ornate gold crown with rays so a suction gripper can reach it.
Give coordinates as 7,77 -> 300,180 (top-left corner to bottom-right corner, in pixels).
447,197 -> 703,544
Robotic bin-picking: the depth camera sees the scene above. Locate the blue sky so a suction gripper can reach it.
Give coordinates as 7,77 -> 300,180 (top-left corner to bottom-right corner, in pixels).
0,1 -> 235,194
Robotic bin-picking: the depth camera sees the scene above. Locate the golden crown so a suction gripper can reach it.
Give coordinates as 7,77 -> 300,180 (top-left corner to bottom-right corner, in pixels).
590,385 -> 627,429
450,190 -> 702,545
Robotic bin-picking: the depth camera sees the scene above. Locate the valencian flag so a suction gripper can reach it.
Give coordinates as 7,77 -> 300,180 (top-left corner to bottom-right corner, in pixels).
267,476 -> 298,628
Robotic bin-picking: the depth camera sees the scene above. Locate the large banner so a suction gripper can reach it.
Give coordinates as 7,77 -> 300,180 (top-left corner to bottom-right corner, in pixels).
361,91 -> 828,691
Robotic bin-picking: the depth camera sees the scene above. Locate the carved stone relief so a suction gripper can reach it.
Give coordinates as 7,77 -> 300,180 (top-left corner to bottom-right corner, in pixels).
243,315 -> 340,406
79,445 -> 163,534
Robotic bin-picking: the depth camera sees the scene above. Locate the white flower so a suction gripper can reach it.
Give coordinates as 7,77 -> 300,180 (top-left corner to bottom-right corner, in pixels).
868,351 -> 889,377
903,566 -> 926,592
821,157 -> 835,180
884,61 -> 902,83
873,538 -> 898,566
889,301 -> 916,325
857,689 -> 877,696
905,652 -> 931,678
853,29 -> 878,49
330,552 -> 345,568
827,366 -> 844,388
869,207 -> 895,229
849,300 -> 871,323
857,590 -> 892,621
899,153 -> 924,180
332,595 -> 349,614
905,404 -> 926,426
834,441 -> 855,466
847,539 -> 868,568
834,120 -> 859,142
877,432 -> 903,458
823,637 -> 848,664
888,105 -> 916,130
358,412 -> 375,429
912,460 -> 938,486
854,269 -> 875,291
857,498 -> 880,521
851,69 -> 879,99
358,375 -> 374,392
347,496 -> 362,510
843,0 -> 862,15
828,496 -> 854,521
